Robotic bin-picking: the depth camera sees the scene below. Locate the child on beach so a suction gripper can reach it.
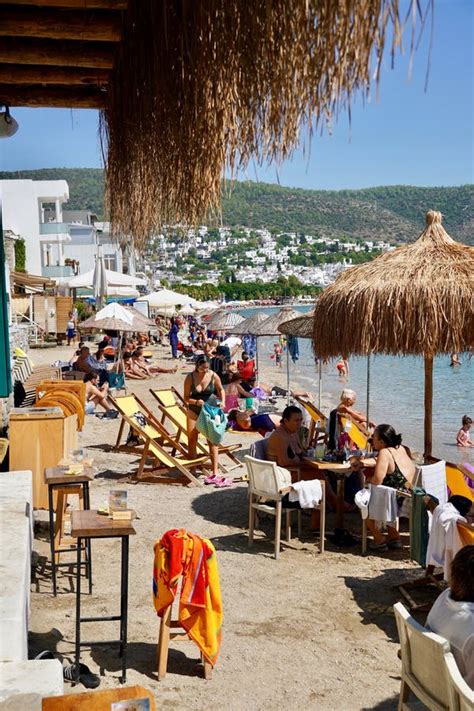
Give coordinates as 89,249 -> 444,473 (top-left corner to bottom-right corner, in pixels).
223,373 -> 250,412
456,416 -> 473,447
273,343 -> 282,368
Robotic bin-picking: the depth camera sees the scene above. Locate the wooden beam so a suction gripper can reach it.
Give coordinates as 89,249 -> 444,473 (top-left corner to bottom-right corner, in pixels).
1,1 -> 127,8
0,38 -> 116,68
0,64 -> 110,85
0,7 -> 122,42
0,84 -> 106,108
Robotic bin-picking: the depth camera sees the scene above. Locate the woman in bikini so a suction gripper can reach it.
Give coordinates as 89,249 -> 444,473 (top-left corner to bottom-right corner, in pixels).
184,354 -> 225,478
365,424 -> 416,550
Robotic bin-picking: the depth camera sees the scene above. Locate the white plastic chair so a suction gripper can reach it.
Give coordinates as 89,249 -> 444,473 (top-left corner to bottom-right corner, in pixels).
415,460 -> 448,506
444,651 -> 474,711
393,601 -> 452,710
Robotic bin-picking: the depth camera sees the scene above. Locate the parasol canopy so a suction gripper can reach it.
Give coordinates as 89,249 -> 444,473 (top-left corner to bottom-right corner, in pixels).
312,211 -> 474,457
79,302 -> 155,332
278,309 -> 315,339
230,311 -> 270,335
208,310 -> 245,332
92,248 -> 107,311
66,268 -> 146,289
253,307 -> 301,336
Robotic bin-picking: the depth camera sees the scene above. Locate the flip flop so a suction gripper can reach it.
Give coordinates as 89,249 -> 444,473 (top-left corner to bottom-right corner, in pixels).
63,662 -> 100,689
203,474 -> 219,485
214,477 -> 234,488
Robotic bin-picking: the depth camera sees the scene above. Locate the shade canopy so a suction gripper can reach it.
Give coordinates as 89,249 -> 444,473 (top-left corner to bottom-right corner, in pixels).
312,211 -> 474,458
208,310 -> 245,332
230,311 -> 270,335
79,302 -> 155,332
278,309 -> 315,339
253,307 -> 301,336
137,289 -> 199,310
66,269 -> 146,289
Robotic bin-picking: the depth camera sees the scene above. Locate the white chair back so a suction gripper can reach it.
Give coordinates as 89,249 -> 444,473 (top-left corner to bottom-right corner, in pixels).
250,438 -> 269,461
245,456 -> 289,498
416,460 -> 448,505
394,602 -> 452,710
444,650 -> 474,711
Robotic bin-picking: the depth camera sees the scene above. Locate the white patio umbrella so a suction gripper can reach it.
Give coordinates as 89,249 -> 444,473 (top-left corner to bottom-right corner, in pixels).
137,288 -> 200,313
92,248 -> 108,310
66,268 -> 146,289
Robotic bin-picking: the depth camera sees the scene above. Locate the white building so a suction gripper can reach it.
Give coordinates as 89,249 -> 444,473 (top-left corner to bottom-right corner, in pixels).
0,179 -> 70,275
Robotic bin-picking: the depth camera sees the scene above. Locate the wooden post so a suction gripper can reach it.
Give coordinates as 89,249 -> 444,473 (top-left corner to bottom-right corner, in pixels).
424,354 -> 433,461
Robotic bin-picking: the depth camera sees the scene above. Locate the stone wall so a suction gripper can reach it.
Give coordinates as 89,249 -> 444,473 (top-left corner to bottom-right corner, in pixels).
0,325 -> 30,429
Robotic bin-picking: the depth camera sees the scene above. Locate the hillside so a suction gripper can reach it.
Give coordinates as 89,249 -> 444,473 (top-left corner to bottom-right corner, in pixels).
1,168 -> 472,244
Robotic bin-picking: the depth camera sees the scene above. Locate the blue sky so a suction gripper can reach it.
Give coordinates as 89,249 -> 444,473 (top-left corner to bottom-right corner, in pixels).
1,0 -> 472,190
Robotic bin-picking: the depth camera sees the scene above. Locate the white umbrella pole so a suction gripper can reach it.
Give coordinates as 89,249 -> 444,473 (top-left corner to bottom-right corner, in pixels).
286,346 -> 290,405
318,358 -> 322,411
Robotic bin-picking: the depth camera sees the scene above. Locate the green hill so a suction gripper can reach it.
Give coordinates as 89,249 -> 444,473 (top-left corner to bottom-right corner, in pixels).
1,168 -> 472,244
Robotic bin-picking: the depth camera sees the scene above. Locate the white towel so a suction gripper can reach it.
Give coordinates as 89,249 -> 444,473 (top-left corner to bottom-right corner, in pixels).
355,488 -> 371,519
288,479 -> 322,509
426,502 -> 465,570
367,484 -> 398,523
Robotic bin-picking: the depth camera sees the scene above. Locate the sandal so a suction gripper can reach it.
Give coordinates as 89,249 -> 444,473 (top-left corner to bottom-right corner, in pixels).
63,662 -> 100,689
214,477 -> 234,488
203,474 -> 219,485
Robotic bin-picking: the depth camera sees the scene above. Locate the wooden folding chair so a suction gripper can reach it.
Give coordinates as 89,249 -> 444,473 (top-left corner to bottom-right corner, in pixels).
111,394 -> 208,486
150,387 -> 242,472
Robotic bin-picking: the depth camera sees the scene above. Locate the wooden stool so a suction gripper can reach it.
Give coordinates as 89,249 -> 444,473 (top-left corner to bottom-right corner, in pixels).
55,485 -> 84,563
157,604 -> 212,680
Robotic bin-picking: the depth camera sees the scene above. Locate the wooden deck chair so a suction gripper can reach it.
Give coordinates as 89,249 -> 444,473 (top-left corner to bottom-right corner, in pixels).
394,601 -> 453,710
444,650 -> 474,711
445,462 -> 474,502
294,396 -> 327,446
339,415 -> 369,451
150,387 -> 242,472
112,394 -> 168,454
110,395 -> 208,486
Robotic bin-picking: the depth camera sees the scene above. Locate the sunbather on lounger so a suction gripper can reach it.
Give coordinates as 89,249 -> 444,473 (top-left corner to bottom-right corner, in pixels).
132,347 -> 177,376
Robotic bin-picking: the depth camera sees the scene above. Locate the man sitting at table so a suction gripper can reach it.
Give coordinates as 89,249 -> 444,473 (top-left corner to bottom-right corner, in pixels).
266,406 -> 338,513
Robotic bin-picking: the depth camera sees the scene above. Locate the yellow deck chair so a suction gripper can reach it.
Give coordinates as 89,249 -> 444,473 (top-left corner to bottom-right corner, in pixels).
294,396 -> 327,430
150,387 -> 242,471
110,395 -> 208,485
339,415 -> 369,451
445,462 -> 474,502
457,520 -> 474,546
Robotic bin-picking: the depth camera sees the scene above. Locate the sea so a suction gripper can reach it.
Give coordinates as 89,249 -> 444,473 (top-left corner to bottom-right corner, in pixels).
238,305 -> 474,465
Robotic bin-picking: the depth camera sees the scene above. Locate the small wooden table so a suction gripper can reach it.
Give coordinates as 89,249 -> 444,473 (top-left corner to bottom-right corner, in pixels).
71,510 -> 135,685
45,467 -> 93,596
303,458 -> 376,544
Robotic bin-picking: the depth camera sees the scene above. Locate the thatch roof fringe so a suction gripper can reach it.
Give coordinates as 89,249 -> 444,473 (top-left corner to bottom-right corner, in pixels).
312,211 -> 474,358
100,0 -> 433,243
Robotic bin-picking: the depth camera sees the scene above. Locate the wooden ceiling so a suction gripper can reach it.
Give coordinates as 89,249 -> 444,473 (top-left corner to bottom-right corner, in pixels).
0,0 -> 128,109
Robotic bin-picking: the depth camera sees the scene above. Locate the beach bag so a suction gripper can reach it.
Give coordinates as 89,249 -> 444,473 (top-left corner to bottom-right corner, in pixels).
196,403 -> 228,445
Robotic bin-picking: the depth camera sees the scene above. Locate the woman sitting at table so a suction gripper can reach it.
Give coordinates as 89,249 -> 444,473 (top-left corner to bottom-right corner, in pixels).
364,423 -> 416,550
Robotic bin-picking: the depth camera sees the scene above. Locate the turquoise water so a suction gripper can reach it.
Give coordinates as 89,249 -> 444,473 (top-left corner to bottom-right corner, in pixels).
239,305 -> 474,465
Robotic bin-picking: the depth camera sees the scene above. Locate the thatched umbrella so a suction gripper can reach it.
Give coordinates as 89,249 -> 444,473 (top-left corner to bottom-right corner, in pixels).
254,307 -> 301,404
278,309 -> 323,407
208,310 -> 245,332
312,211 -> 474,459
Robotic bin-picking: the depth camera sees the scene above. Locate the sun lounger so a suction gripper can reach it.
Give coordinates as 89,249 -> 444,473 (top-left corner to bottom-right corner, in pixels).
150,387 -> 242,472
110,394 -> 208,485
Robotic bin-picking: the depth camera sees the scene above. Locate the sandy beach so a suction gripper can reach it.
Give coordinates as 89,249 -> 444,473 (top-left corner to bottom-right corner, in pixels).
28,341 -> 427,710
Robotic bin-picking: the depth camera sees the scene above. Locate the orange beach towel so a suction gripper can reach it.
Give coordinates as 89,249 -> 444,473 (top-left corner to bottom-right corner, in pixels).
153,529 -> 223,666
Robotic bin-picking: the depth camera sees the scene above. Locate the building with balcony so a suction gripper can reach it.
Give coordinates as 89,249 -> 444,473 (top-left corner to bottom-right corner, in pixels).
0,179 -> 70,275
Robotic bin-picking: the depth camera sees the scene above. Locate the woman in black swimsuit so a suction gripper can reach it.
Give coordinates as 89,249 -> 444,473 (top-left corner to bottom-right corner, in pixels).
183,354 -> 225,477
365,424 -> 416,550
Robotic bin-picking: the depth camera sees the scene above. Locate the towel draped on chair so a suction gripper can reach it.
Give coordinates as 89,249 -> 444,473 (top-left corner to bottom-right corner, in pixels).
153,528 -> 223,665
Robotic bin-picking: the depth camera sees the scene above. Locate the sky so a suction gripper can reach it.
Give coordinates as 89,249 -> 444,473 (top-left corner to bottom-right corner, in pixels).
0,0 -> 472,191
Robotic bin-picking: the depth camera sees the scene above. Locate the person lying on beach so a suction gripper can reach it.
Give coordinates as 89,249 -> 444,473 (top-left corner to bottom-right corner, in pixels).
363,424 -> 416,550
123,352 -> 147,380
132,347 -> 177,376
84,373 -> 117,417
266,406 -> 339,521
457,415 -> 474,447
227,409 -> 279,436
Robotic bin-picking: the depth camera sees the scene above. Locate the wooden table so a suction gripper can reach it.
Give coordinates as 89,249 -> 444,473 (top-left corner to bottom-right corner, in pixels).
44,466 -> 93,596
71,510 -> 136,685
303,458 -> 376,545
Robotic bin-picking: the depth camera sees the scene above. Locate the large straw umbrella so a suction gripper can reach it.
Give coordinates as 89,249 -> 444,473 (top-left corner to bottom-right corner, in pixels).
312,211 -> 474,459
208,310 -> 245,332
254,306 -> 300,404
278,309 -> 322,406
